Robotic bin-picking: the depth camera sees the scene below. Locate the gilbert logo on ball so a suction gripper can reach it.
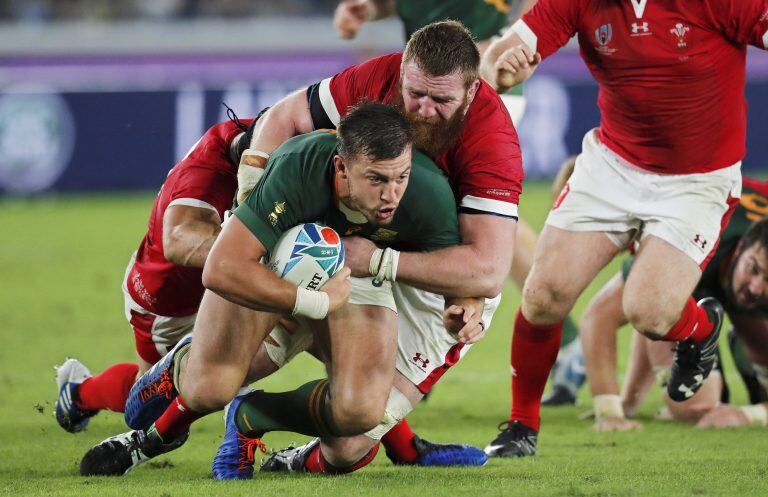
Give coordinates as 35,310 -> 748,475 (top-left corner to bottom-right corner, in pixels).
269,223 -> 345,290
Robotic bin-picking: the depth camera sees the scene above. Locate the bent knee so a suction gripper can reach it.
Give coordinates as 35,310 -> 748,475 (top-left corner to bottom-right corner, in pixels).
624,302 -> 677,340
331,396 -> 386,435
181,377 -> 238,413
522,280 -> 574,324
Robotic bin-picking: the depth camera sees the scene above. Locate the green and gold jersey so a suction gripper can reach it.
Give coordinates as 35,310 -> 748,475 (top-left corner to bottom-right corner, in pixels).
397,0 -> 510,42
233,131 -> 460,254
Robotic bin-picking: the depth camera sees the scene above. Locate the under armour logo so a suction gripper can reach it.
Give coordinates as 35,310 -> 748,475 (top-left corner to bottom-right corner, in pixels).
677,374 -> 704,398
693,234 -> 708,249
412,353 -> 429,369
631,22 -> 649,33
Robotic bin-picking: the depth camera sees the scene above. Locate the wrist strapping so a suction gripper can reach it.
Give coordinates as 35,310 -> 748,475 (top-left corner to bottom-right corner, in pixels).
369,247 -> 400,285
292,287 -> 329,320
593,394 -> 625,419
237,149 -> 270,199
739,404 -> 768,427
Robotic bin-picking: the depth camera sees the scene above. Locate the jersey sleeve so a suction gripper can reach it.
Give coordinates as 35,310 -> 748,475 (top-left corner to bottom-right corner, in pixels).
167,165 -> 236,222
309,54 -> 401,128
517,0 -> 582,59
715,0 -> 768,48
232,156 -> 306,252
452,126 -> 523,219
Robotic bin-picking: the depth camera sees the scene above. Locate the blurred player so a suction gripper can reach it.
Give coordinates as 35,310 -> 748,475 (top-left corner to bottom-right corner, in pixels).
480,0 -> 768,456
80,102 -> 488,477
582,178 -> 768,430
231,20 -> 523,474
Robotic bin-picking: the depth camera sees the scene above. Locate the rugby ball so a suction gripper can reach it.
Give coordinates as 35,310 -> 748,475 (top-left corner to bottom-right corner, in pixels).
268,223 -> 345,290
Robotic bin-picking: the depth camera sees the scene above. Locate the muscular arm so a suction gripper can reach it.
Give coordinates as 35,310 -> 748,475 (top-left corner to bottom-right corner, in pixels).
247,89 -> 315,156
202,216 -> 298,313
162,205 -> 221,268
396,214 -> 517,298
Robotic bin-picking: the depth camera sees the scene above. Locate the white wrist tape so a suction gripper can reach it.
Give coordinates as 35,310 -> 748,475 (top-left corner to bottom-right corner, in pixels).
593,394 -> 625,419
369,247 -> 400,285
236,149 -> 270,200
739,404 -> 768,427
292,287 -> 329,320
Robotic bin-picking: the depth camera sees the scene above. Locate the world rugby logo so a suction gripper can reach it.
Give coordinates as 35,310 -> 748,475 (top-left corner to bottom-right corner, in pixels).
0,85 -> 75,194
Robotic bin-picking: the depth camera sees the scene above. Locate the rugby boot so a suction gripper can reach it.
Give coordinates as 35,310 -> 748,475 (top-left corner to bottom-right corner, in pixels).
212,392 -> 267,480
124,335 -> 192,430
54,358 -> 97,433
667,298 -> 723,402
260,438 -> 319,473
80,427 -> 188,476
483,421 -> 538,458
386,435 -> 487,467
542,385 -> 577,406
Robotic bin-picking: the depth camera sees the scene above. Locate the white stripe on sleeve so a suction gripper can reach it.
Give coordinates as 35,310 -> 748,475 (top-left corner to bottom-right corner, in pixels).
460,195 -> 519,218
319,78 -> 341,127
511,19 -> 538,53
168,198 -> 220,220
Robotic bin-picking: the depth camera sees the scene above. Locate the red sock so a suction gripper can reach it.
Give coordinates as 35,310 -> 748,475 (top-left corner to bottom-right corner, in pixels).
152,395 -> 204,441
663,297 -> 714,343
76,363 -> 139,412
304,442 -> 380,474
509,309 -> 563,431
381,419 -> 418,463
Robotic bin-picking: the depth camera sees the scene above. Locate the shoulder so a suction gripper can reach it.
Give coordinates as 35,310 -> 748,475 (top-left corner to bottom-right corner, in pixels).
272,130 -> 338,159
455,81 -> 521,157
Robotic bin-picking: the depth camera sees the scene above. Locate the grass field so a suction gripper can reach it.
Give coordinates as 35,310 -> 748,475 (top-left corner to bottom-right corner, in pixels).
1,182 -> 766,497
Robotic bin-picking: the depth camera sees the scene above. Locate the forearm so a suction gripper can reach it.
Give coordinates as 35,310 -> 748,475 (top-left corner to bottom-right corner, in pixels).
397,243 -> 509,298
621,333 -> 656,416
202,259 -> 297,314
248,89 -> 314,155
164,220 -> 221,268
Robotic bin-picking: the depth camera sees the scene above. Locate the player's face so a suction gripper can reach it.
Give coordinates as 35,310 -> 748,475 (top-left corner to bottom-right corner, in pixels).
335,148 -> 412,225
400,61 -> 470,122
730,243 -> 768,311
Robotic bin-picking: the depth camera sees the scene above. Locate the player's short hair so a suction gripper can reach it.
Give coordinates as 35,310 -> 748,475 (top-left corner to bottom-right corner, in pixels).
337,101 -> 412,162
741,218 -> 768,252
403,20 -> 480,89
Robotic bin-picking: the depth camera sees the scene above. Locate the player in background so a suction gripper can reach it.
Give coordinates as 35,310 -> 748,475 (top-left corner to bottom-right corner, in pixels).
333,0 -> 586,407
80,102 -> 488,477
581,178 -> 768,430
479,0 -> 768,457
229,20 -> 523,473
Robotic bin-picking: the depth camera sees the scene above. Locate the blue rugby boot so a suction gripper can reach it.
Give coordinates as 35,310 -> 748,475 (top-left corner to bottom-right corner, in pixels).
124,335 -> 192,430
212,391 -> 267,480
387,435 -> 487,467
54,358 -> 98,433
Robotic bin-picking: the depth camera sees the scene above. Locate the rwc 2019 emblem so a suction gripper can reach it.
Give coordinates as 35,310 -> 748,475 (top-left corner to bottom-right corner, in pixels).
594,24 -> 616,54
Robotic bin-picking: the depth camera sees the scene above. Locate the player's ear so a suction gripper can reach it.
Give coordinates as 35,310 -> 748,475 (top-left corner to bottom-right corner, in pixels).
467,78 -> 481,105
333,155 -> 349,179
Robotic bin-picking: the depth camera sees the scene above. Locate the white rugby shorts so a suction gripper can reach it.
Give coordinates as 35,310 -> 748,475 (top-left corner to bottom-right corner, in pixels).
547,129 -> 742,267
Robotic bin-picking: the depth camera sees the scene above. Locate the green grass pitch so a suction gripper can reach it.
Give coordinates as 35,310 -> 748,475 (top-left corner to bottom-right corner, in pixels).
1,183 -> 766,497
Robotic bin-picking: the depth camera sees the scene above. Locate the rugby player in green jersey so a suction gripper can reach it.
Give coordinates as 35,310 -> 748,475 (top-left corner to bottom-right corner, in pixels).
580,177 -> 768,431
80,102 -> 487,477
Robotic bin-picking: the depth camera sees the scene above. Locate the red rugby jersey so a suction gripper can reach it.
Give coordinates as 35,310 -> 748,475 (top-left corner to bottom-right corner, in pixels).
518,0 -> 768,173
313,53 -> 523,218
126,120 -> 244,316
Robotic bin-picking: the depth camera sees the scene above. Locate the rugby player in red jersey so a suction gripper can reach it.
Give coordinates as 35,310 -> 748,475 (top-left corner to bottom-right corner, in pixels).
479,0 -> 768,457
53,116 -> 249,433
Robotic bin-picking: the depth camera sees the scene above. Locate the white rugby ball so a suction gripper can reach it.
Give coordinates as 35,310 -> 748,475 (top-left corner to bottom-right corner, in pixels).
268,223 -> 345,290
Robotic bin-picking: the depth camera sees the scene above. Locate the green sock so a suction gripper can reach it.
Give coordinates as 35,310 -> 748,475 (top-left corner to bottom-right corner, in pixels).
234,379 -> 339,438
561,315 -> 579,348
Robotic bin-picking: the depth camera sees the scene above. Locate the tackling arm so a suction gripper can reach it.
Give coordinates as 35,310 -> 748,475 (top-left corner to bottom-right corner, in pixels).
480,28 -> 541,91
395,213 -> 517,299
162,205 -> 221,268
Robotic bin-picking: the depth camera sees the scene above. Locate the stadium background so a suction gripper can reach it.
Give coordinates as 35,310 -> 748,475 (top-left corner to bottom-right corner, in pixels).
2,2 -> 768,496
